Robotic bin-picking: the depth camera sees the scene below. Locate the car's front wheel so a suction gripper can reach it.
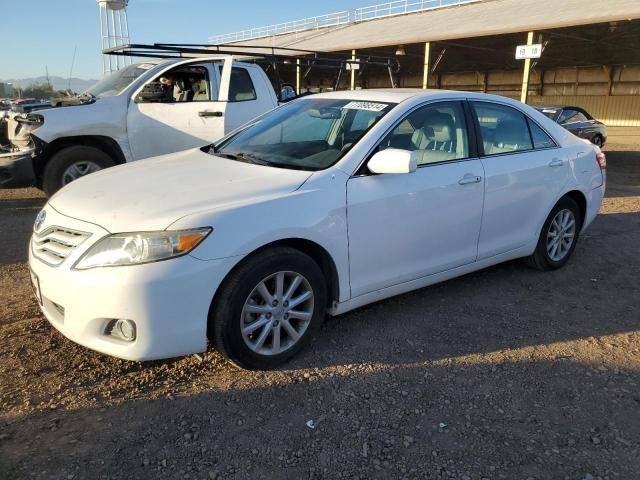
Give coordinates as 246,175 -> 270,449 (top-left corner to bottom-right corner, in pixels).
525,196 -> 582,271
210,246 -> 327,369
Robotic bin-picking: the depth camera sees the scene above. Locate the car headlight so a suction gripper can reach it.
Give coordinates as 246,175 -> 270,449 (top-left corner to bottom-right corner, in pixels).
73,228 -> 212,270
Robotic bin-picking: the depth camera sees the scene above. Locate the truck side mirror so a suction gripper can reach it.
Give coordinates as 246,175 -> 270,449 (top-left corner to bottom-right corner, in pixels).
278,84 -> 297,103
135,82 -> 167,103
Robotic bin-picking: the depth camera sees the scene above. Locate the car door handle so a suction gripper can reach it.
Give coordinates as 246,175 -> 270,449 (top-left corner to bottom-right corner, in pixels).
458,175 -> 482,185
548,158 -> 564,167
199,110 -> 223,117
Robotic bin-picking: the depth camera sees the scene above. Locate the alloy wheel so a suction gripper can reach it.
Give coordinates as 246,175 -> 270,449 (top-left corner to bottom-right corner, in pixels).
61,161 -> 102,185
546,208 -> 576,262
240,271 -> 314,356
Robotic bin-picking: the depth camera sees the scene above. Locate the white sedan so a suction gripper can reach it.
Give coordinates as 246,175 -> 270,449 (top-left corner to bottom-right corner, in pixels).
28,90 -> 606,369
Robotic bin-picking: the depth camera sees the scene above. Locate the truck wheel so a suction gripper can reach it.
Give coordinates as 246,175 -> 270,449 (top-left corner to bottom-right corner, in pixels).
42,145 -> 115,196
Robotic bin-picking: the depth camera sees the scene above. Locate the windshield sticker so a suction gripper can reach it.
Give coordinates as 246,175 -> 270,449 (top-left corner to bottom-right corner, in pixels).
138,63 -> 155,70
542,109 -> 557,113
342,101 -> 389,112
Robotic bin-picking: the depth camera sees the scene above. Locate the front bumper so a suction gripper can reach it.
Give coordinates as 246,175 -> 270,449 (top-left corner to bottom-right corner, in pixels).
0,147 -> 35,188
28,206 -> 240,361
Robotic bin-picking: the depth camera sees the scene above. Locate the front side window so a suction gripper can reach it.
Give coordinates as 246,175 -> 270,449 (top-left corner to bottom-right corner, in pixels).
473,102 -> 533,154
378,101 -> 469,165
213,98 -> 395,171
151,65 -> 211,103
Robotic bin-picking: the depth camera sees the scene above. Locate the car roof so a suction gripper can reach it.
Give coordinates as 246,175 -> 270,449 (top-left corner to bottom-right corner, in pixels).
307,88 -> 530,106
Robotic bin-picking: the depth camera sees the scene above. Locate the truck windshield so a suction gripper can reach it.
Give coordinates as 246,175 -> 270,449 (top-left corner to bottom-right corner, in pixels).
214,98 -> 396,171
87,63 -> 154,98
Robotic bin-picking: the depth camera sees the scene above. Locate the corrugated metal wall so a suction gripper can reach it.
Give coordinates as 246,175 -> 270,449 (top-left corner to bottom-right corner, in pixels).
529,96 -> 640,127
383,65 -> 640,127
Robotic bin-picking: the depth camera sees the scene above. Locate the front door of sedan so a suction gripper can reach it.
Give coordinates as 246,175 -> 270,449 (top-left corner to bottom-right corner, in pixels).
470,101 -> 569,259
346,101 -> 485,298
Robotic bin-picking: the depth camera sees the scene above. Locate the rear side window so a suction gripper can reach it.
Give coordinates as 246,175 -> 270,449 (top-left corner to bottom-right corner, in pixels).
528,120 -> 556,149
219,66 -> 257,102
472,102 -> 533,155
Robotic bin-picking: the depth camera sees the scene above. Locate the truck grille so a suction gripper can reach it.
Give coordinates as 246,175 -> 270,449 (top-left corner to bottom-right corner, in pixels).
32,227 -> 91,266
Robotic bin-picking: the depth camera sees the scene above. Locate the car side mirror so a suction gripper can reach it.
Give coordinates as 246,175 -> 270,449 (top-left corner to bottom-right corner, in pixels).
367,149 -> 417,174
278,84 -> 297,103
134,82 -> 167,103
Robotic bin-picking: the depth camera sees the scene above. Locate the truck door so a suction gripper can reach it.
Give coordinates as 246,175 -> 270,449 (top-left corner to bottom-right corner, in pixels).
221,63 -> 278,133
126,61 -> 230,161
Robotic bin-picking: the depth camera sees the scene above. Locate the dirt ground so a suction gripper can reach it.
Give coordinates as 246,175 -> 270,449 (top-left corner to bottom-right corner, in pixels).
0,147 -> 639,480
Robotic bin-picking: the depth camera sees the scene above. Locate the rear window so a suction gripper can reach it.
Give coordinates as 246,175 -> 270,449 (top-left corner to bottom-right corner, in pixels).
473,102 -> 533,154
219,66 -> 257,102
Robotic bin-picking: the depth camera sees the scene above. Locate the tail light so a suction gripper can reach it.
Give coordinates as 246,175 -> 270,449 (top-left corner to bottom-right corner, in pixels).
596,152 -> 606,170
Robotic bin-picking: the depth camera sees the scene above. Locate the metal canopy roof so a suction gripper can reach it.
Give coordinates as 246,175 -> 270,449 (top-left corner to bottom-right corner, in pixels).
227,0 -> 640,51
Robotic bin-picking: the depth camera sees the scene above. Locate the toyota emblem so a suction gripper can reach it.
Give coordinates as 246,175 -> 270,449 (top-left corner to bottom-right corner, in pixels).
34,209 -> 47,232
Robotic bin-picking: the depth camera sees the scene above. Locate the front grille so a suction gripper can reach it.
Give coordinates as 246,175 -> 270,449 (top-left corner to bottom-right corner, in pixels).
51,301 -> 65,317
32,226 -> 90,266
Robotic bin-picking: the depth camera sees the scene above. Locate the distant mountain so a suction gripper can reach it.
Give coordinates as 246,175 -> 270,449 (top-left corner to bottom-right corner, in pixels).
0,76 -> 99,93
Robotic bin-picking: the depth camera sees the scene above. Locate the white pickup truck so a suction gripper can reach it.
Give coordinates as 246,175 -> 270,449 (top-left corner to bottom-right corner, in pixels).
6,56 -> 289,194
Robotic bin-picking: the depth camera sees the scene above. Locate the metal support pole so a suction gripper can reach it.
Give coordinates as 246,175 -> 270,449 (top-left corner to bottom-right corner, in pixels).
422,42 -> 430,89
520,31 -> 534,103
296,59 -> 300,95
350,49 -> 356,90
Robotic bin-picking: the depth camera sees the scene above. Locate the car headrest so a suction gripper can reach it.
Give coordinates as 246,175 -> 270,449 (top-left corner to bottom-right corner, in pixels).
494,119 -> 524,145
423,112 -> 454,143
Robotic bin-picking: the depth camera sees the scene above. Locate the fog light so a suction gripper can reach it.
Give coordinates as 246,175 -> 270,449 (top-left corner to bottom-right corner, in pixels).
105,319 -> 136,342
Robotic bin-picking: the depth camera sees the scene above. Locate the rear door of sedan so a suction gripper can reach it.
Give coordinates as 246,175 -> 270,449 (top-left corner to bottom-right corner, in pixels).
470,100 -> 569,259
346,100 -> 485,298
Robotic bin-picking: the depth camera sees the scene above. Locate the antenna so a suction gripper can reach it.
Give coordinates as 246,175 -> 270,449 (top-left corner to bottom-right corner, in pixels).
68,46 -> 77,92
97,0 -> 132,74
45,65 -> 52,90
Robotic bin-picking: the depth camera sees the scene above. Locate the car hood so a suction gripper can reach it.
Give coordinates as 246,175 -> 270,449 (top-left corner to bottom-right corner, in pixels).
49,148 -> 313,232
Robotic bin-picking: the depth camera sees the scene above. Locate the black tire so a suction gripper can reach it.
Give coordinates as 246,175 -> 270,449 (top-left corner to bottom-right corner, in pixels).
592,135 -> 603,148
210,246 -> 327,370
42,145 -> 116,196
524,196 -> 583,271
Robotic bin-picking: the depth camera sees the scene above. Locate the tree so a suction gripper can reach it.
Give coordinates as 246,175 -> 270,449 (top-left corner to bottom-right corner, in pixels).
21,82 -> 67,100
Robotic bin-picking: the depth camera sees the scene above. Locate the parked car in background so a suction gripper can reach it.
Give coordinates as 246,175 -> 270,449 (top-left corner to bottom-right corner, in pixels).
28,89 -> 606,369
533,105 -> 607,147
2,56 -> 290,194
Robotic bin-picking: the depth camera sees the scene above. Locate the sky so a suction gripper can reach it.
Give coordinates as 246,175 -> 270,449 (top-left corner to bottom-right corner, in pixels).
0,0 -> 372,80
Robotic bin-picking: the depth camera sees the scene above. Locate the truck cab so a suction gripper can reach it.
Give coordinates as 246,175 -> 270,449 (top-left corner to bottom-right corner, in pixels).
9,56 -> 280,195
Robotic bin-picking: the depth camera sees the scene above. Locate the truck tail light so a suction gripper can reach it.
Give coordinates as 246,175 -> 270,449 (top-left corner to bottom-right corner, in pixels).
596,152 -> 606,170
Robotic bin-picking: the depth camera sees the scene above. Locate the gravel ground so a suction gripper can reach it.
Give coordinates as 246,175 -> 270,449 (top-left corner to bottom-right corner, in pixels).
0,148 -> 639,480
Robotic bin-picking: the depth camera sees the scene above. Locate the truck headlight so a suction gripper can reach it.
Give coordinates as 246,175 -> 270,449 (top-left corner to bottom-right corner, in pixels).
16,113 -> 44,133
73,228 -> 212,270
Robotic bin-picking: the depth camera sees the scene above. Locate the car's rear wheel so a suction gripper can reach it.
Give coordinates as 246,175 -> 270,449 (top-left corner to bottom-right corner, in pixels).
210,246 -> 327,370
42,146 -> 115,196
524,196 -> 582,271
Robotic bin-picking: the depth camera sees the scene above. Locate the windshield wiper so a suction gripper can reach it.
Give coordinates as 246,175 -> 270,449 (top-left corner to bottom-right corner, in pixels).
213,151 -> 272,166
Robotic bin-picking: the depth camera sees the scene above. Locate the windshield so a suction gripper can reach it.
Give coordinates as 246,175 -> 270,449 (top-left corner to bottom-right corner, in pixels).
87,63 -> 155,98
214,98 -> 396,171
